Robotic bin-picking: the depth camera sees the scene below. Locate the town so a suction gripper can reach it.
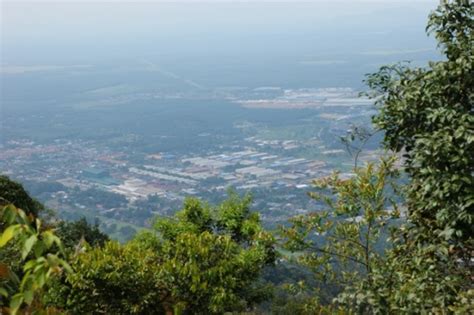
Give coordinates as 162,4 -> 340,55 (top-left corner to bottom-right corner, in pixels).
1,87 -> 381,241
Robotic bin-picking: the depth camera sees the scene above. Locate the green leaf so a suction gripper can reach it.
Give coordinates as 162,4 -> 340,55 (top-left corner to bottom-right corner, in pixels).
10,294 -> 24,315
0,225 -> 19,247
42,230 -> 56,248
0,287 -> 8,297
59,259 -> 73,274
33,241 -> 45,257
23,289 -> 34,305
22,235 -> 37,260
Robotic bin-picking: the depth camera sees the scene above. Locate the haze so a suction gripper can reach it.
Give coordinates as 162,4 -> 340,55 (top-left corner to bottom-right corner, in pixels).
2,1 -> 439,66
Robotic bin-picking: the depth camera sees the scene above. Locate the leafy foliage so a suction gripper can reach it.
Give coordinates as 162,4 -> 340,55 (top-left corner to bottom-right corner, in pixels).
47,190 -> 275,314
158,231 -> 271,314
151,190 -> 276,313
345,0 -> 474,312
0,204 -> 71,314
366,0 -> 473,243
0,176 -> 44,217
55,217 -> 109,249
281,157 -> 401,309
47,241 -> 165,314
282,3 -> 473,312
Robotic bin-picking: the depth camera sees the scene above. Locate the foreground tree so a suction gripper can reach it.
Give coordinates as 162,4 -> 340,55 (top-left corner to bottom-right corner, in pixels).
0,205 -> 70,314
281,157 -> 401,313
46,240 -> 166,314
351,0 -> 473,312
367,0 -> 473,247
283,1 -> 472,313
48,191 -> 275,314
0,176 -> 44,218
149,190 -> 276,313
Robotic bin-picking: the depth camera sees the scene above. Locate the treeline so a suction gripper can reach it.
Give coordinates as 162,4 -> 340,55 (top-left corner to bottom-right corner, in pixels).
1,1 -> 473,314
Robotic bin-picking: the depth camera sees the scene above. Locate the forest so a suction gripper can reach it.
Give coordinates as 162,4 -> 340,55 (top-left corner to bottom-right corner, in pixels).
1,1 -> 473,314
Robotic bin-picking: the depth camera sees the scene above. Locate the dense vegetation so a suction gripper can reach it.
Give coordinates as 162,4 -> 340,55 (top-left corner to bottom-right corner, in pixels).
0,176 -> 44,217
1,1 -> 472,314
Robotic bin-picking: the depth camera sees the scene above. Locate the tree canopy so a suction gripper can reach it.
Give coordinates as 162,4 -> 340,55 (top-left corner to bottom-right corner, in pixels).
359,1 -> 473,311
282,1 -> 473,312
0,176 -> 44,218
46,190 -> 276,314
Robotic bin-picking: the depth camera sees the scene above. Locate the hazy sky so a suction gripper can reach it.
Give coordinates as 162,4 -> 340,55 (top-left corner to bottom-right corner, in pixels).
1,0 -> 443,93
1,0 -> 440,65
1,0 -> 440,2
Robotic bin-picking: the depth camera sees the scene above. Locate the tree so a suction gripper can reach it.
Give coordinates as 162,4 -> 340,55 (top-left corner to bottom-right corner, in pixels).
0,176 -> 44,218
55,217 -> 109,249
46,241 -> 166,314
48,191 -> 275,314
345,0 -> 473,312
158,230 -> 271,314
367,0 -> 473,244
281,157 -> 401,311
0,204 -> 71,314
148,190 -> 276,314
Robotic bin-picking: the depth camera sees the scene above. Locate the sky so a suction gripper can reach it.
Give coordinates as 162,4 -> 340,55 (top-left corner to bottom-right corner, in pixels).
1,0 -> 440,66
1,0 -> 440,2
0,0 -> 443,100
